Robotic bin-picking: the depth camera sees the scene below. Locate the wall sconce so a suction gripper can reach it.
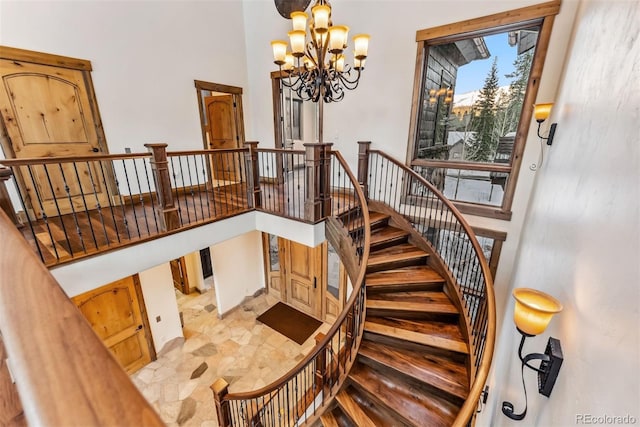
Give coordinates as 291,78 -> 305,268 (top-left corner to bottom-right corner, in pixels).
533,103 -> 557,146
502,288 -> 564,421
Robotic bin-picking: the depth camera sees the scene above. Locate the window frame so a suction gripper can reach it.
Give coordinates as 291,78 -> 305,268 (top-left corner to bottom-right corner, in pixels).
406,1 -> 561,220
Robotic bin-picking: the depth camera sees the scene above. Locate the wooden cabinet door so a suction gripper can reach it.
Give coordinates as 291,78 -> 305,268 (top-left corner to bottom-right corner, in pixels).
0,58 -> 111,218
283,240 -> 324,319
72,275 -> 152,374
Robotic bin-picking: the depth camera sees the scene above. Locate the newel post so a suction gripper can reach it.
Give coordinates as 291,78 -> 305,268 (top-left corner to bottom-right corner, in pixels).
244,141 -> 262,209
357,141 -> 371,199
314,332 -> 327,393
304,142 -> 333,222
0,167 -> 21,227
144,143 -> 179,231
211,378 -> 231,427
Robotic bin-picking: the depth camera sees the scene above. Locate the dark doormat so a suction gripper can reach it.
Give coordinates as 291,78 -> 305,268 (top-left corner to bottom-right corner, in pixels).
257,302 -> 322,345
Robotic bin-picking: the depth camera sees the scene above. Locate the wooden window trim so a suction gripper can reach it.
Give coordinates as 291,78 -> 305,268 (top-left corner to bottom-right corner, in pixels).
406,1 -> 561,220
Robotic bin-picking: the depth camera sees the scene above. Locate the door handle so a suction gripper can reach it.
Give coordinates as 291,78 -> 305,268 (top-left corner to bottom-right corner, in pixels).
136,324 -> 143,331
91,147 -> 100,153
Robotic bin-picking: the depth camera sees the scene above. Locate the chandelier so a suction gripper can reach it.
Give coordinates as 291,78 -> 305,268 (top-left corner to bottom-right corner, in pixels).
270,0 -> 370,104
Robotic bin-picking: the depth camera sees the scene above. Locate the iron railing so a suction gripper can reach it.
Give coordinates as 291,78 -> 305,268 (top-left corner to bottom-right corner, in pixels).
212,150 -> 370,427
366,148 -> 496,426
256,148 -> 306,221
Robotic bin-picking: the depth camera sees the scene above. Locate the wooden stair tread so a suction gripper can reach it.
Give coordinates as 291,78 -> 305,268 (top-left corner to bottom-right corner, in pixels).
366,265 -> 444,286
341,386 -> 408,427
348,361 -> 459,427
369,226 -> 409,247
320,407 -> 355,427
367,243 -> 428,267
345,211 -> 389,231
364,317 -> 469,354
335,390 -> 377,427
358,339 -> 469,400
367,291 -> 458,314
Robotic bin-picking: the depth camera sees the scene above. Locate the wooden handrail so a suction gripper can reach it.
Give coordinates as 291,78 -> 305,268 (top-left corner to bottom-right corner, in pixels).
0,152 -> 152,166
0,210 -> 164,426
369,149 -> 496,427
221,151 -> 370,404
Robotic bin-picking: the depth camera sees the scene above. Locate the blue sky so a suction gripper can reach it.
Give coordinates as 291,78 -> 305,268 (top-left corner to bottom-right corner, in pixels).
454,33 -> 518,94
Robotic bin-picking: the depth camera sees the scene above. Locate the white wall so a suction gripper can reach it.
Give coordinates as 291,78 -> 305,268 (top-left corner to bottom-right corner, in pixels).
138,263 -> 183,353
484,1 -> 640,425
210,230 -> 266,315
0,0 -> 250,154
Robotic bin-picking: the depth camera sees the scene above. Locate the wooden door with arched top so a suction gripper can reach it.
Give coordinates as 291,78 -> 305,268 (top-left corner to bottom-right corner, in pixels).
0,48 -> 112,218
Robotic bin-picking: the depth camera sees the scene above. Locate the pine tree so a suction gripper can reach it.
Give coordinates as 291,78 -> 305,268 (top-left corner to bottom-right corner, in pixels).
467,57 -> 500,162
503,50 -> 534,134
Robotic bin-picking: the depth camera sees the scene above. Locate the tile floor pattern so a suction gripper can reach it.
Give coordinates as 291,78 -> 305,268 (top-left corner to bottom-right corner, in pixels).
131,284 -> 330,427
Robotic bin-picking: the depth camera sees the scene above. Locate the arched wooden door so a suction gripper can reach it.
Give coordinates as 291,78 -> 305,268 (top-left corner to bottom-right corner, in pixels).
0,48 -> 111,219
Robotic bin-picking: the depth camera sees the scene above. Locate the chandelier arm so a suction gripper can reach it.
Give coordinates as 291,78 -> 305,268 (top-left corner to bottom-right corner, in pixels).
337,72 -> 360,91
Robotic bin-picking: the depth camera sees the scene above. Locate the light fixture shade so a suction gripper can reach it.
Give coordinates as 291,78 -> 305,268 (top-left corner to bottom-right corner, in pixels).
290,11 -> 308,31
271,40 -> 288,65
353,34 -> 370,59
288,30 -> 306,57
284,53 -> 295,71
335,54 -> 345,72
513,288 -> 563,336
312,4 -> 331,33
328,25 -> 349,53
534,103 -> 553,122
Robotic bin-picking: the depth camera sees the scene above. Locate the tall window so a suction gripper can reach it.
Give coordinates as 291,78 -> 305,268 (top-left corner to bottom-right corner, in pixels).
408,2 -> 560,219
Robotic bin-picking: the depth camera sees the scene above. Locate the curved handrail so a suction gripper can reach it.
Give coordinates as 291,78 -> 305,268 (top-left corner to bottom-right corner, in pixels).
368,150 -> 496,427
218,150 -> 370,426
0,210 -> 165,426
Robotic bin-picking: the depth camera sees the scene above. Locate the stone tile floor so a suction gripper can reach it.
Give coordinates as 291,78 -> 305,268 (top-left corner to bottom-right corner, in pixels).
131,284 -> 329,426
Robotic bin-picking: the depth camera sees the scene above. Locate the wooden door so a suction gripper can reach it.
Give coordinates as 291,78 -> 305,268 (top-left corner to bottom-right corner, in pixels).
72,275 -> 153,374
0,57 -> 110,218
282,239 -> 324,319
170,257 -> 190,295
205,95 -> 240,183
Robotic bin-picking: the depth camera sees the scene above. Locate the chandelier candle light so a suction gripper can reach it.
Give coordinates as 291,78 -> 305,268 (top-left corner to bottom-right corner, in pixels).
271,0 -> 370,143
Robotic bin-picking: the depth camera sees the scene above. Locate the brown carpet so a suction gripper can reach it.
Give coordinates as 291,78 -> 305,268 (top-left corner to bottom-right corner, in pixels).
257,302 -> 322,345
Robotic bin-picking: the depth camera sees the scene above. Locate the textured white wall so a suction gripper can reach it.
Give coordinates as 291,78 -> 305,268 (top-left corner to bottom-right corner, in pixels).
210,230 -> 266,315
0,0 -> 250,154
138,263 -> 184,353
484,1 -> 640,425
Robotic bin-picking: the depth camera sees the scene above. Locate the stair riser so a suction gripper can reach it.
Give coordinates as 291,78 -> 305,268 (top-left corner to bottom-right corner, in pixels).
366,256 -> 428,273
362,332 -> 468,364
366,308 -> 459,322
366,282 -> 444,294
369,235 -> 409,252
357,354 -> 466,405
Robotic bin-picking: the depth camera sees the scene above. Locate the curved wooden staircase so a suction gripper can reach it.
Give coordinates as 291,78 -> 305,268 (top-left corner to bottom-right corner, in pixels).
320,210 -> 471,427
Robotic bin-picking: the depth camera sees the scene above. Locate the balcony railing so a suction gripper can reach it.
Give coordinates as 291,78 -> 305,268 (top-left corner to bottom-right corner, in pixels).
0,142 -> 332,267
